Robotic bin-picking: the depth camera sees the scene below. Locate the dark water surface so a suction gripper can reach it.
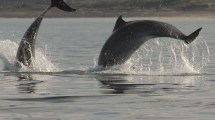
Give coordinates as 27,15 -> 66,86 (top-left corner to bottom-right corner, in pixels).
0,18 -> 215,119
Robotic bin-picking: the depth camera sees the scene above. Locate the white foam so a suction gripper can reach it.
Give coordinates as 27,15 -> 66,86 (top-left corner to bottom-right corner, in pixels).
0,40 -> 58,72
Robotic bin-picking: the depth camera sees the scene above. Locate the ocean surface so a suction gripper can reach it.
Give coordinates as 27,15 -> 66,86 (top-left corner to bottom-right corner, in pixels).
0,17 -> 215,119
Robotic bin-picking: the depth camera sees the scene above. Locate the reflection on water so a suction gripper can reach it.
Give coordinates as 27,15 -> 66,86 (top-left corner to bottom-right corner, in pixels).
0,72 -> 213,120
96,74 -> 207,95
16,73 -> 43,94
1,73 -> 208,104
6,73 -> 208,96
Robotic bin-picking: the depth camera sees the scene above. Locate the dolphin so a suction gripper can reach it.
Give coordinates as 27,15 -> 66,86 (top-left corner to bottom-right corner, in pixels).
15,0 -> 76,67
98,16 -> 202,67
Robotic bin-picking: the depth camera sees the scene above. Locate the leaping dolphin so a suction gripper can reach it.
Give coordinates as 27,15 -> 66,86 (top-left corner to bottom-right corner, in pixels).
98,16 -> 202,67
15,0 -> 76,67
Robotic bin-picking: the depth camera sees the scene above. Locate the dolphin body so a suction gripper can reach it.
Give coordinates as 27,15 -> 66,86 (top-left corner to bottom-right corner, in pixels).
98,16 -> 202,67
15,0 -> 76,67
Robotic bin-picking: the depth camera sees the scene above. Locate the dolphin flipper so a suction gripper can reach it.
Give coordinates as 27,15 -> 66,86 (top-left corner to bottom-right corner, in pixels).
16,0 -> 76,67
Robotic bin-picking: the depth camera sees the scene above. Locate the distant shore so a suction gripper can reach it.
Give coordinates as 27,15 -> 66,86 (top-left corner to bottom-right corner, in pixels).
0,11 -> 215,18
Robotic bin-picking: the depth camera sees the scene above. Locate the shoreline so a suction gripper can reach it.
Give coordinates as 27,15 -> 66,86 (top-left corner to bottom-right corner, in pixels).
0,11 -> 215,18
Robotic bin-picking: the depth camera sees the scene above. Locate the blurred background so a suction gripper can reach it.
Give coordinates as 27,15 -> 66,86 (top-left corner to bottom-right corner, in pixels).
0,0 -> 215,18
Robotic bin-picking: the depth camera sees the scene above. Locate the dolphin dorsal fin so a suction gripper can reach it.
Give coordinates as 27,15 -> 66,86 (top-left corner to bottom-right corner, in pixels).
113,15 -> 127,32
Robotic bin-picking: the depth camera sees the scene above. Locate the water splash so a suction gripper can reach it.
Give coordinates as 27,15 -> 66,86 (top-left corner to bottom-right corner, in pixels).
90,36 -> 209,75
0,36 -> 209,75
0,40 -> 58,72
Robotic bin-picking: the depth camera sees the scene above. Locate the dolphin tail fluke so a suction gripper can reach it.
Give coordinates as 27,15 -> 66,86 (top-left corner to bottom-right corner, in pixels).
51,0 -> 76,12
184,28 -> 202,44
